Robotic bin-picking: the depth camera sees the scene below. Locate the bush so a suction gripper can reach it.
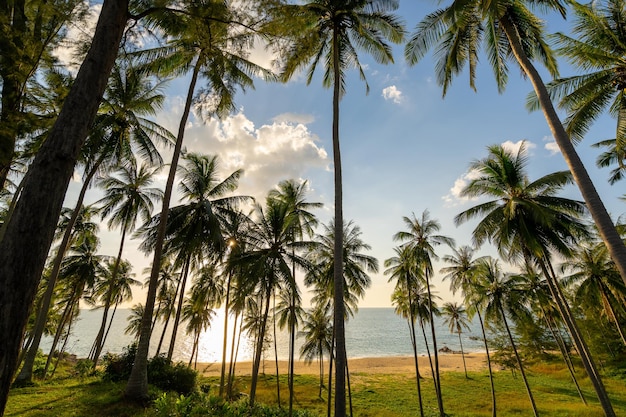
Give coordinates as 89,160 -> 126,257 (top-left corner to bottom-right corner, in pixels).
102,344 -> 197,394
74,358 -> 94,378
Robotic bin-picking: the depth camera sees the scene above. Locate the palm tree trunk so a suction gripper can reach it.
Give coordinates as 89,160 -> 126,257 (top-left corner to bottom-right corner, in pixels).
43,290 -> 79,378
16,155 -> 105,384
167,256 -> 191,361
219,271 -> 232,397
327,331 -> 335,417
272,291 -> 281,407
476,309 -> 496,417
501,14 -> 626,292
102,302 -> 119,352
250,285 -> 272,406
92,227 -> 128,366
499,304 -> 538,417
457,332 -> 468,378
544,314 -> 587,404
331,26 -> 347,417
539,258 -> 615,416
227,310 -> 241,398
407,282 -> 425,417
124,56 -> 203,401
425,274 -> 444,417
599,287 -> 626,346
0,1 -> 127,408
318,341 -> 324,398
419,319 -> 438,395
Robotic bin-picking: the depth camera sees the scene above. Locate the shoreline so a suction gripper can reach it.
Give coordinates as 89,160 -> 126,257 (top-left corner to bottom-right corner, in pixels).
195,352 -> 490,376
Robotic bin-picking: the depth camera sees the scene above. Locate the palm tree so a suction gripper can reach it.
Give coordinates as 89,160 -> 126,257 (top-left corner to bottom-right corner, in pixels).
406,0 -> 626,303
440,245 -> 496,416
393,210 -> 453,416
89,163 -> 162,365
125,1 -> 272,400
385,245 -> 425,416
305,219 -> 377,417
526,0 -> 626,186
562,242 -> 626,346
299,304 -> 333,399
269,178 -> 321,415
276,3 -> 404,413
0,1 -> 129,409
15,62 -> 171,384
455,142 -> 615,415
476,257 -> 539,416
441,302 -> 471,378
44,235 -> 109,377
232,197 -> 306,406
125,304 -> 145,342
88,258 -> 140,365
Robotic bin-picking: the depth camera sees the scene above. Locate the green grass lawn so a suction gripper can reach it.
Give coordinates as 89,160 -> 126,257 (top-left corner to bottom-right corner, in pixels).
6,360 -> 626,416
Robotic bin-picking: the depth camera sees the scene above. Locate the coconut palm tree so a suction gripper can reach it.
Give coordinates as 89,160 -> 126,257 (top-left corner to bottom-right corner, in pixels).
562,242 -> 626,346
385,245 -> 425,416
305,219 -> 377,417
269,179 -> 321,414
88,258 -> 139,365
125,1 -> 272,400
526,0 -> 626,186
455,142 -> 615,415
440,245 -> 496,415
441,302 -> 471,378
15,62 -> 171,384
406,0 -> 626,310
276,3 -> 404,413
393,210 -> 453,416
125,304 -> 145,342
476,257 -> 539,416
299,303 -> 333,399
231,197 -> 308,406
89,163 -> 162,365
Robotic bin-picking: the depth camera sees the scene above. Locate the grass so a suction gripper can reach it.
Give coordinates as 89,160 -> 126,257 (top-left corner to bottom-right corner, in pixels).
6,359 -> 626,416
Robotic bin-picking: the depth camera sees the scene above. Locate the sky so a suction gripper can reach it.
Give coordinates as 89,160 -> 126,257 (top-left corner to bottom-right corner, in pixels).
61,1 -> 626,309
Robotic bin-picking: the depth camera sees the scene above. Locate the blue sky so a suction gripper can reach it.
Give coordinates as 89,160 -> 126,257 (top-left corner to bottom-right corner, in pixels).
65,1 -> 626,309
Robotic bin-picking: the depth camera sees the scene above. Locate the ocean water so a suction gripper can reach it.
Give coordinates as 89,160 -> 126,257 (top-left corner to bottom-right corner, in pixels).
40,308 -> 486,364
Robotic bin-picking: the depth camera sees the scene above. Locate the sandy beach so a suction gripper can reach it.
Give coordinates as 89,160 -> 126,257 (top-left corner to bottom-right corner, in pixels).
196,352 -> 489,377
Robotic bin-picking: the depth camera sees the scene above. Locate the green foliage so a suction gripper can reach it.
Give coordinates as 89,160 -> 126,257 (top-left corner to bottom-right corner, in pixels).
151,392 -> 319,417
74,358 -> 95,378
102,344 -> 197,394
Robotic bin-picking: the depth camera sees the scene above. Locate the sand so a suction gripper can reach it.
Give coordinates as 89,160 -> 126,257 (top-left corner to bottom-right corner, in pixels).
195,352 -> 489,377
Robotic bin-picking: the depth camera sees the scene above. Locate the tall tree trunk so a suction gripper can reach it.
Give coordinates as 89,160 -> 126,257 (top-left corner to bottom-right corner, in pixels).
92,227 -> 128,366
226,310 -> 240,398
425,274 -> 444,416
0,2 -> 128,411
475,309 -> 496,417
539,258 -> 614,416
167,256 -> 191,361
125,57 -> 202,401
219,272 -> 233,397
327,333 -> 334,417
502,15 -> 617,413
318,341 -> 324,398
458,332 -> 468,378
408,283 -> 424,417
272,292 -> 281,407
599,287 -> 626,347
499,305 -> 538,417
16,155 -> 105,384
501,14 -> 626,292
250,285 -> 272,406
331,27 -> 346,417
544,314 -> 587,404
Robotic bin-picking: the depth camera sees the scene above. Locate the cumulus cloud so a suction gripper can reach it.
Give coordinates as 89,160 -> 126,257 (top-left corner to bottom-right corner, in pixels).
155,103 -> 330,203
382,85 -> 403,104
442,169 -> 482,207
501,139 -> 536,155
543,136 -> 560,155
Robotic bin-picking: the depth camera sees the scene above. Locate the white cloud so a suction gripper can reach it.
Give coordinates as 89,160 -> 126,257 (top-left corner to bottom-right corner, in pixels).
442,169 -> 481,207
382,85 -> 403,104
156,105 -> 329,203
501,139 -> 536,155
542,136 -> 560,155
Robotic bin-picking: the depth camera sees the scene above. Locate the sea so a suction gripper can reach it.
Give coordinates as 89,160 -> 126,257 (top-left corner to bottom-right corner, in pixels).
40,308 -> 486,364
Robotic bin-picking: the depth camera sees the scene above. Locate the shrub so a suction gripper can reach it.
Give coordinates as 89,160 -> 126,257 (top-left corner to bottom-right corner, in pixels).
102,344 -> 197,394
